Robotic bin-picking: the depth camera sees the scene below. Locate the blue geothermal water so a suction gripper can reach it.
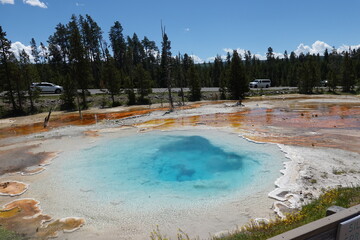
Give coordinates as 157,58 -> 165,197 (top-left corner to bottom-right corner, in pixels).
56,130 -> 286,209
153,135 -> 248,182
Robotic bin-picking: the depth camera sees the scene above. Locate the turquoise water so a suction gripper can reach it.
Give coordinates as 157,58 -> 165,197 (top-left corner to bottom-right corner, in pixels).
56,130 -> 285,209
153,135 -> 249,182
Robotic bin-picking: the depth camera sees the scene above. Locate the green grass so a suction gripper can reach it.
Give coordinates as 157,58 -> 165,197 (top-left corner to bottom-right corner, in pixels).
0,226 -> 24,240
150,187 -> 360,240
150,226 -> 194,240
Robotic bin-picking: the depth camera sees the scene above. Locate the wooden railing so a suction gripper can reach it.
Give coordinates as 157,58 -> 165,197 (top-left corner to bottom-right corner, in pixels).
268,204 -> 360,240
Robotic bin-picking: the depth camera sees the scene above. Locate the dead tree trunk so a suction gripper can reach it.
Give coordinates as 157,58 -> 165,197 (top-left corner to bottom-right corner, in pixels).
43,107 -> 52,128
76,93 -> 83,120
167,71 -> 174,111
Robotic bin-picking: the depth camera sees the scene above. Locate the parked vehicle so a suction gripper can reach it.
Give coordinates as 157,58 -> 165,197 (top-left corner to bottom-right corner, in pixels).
249,79 -> 271,88
30,82 -> 63,94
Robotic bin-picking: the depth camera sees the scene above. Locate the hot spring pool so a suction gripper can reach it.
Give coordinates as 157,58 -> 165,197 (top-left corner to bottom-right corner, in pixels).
49,130 -> 286,211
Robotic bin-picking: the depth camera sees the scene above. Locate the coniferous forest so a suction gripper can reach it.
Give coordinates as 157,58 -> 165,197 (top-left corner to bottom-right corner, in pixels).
1,14 -> 360,116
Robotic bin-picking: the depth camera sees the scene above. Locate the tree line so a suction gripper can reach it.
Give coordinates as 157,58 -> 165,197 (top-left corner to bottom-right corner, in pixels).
1,14 -> 360,116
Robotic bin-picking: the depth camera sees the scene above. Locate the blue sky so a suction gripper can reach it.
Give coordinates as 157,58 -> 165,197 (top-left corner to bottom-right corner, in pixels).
1,0 -> 360,62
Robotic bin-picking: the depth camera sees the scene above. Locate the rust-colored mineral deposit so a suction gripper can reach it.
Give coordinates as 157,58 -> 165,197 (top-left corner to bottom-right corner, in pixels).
136,102 -> 360,153
0,198 -> 85,239
0,104 -> 203,139
36,217 -> 86,238
0,181 -> 28,196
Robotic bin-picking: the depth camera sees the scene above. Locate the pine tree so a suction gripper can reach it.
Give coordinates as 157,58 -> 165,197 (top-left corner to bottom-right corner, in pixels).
228,50 -> 248,100
266,47 -> 276,86
142,36 -> 159,84
109,21 -> 126,69
280,50 -> 290,86
129,33 -> 145,66
211,55 -> 222,87
30,38 -> 40,64
226,52 -> 231,65
48,23 -> 69,65
80,14 -> 103,87
0,26 -> 18,113
327,48 -> 341,92
103,49 -> 122,106
60,73 -> 77,110
67,15 -> 92,109
188,64 -> 201,101
298,61 -> 312,94
160,25 -> 174,109
288,52 -> 298,87
47,41 -> 63,78
314,53 -> 322,87
123,42 -> 134,74
134,64 -> 152,104
19,49 -> 39,113
342,51 -> 355,92
321,48 -> 329,81
244,50 -> 252,84
199,61 -> 210,86
182,53 -> 192,87
12,54 -> 26,113
298,62 -> 310,94
142,36 -> 158,62
219,54 -> 232,100
123,75 -> 136,105
354,50 -> 360,91
328,68 -> 338,92
219,70 -> 227,100
172,54 -> 184,104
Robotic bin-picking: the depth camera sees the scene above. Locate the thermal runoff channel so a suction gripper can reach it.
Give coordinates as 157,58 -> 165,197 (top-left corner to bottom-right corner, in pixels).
56,130 -> 286,209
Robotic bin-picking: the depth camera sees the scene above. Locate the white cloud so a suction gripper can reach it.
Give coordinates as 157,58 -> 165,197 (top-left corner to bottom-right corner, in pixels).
223,48 -> 284,61
23,0 -> 47,8
184,28 -> 190,32
294,40 -> 332,55
189,55 -> 203,64
223,48 -> 247,57
10,41 -> 50,63
206,49 -> 248,62
254,53 -> 266,60
10,41 -> 34,61
206,41 -> 360,62
337,44 -> 360,53
293,41 -> 360,55
206,55 -> 229,62
206,56 -> 216,62
0,0 -> 14,4
273,52 -> 284,59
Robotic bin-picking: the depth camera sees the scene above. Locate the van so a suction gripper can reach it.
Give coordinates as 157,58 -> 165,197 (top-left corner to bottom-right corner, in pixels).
249,79 -> 271,88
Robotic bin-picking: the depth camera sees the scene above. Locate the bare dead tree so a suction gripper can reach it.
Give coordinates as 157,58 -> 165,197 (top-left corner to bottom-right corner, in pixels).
43,107 -> 52,128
